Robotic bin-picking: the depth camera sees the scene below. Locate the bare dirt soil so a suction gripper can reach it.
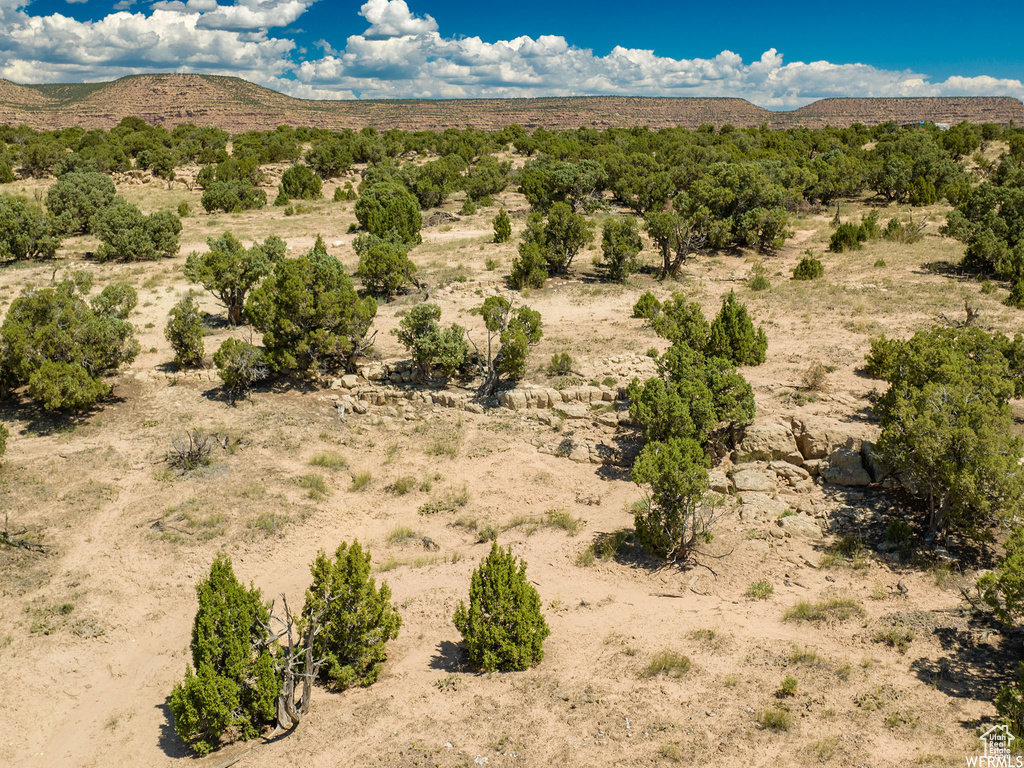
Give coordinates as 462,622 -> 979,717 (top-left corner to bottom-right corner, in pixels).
1,74 -> 1023,132
0,165 -> 1018,768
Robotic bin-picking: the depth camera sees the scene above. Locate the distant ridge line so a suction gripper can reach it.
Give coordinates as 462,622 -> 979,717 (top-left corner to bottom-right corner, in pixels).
1,74 -> 1022,132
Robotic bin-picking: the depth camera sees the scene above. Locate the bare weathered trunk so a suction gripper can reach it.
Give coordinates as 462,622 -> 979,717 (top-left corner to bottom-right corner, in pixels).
265,594 -> 331,731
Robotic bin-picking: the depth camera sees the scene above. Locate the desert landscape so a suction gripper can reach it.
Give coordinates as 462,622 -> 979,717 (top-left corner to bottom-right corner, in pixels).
2,74 -> 1024,132
0,103 -> 1023,768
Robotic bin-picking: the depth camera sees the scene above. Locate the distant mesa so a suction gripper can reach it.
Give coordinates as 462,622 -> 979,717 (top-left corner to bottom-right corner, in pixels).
1,74 -> 1022,132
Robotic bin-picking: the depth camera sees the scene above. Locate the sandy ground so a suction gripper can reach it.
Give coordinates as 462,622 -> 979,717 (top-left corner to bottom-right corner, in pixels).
0,169 -> 1018,768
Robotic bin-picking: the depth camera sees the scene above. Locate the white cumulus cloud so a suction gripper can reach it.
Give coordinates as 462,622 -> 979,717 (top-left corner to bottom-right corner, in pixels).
0,0 -> 1020,109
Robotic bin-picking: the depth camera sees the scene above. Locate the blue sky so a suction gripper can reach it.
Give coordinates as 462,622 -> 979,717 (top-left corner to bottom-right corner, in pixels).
1,0 -> 1022,108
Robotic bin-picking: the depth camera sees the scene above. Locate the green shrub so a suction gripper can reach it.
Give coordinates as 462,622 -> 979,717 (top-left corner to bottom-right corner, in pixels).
177,202 -> 191,218
758,706 -> 792,731
627,346 -> 755,445
632,291 -> 661,321
0,275 -> 139,411
793,257 -> 824,280
859,211 -> 881,240
169,554 -> 279,755
631,437 -> 712,562
599,217 -> 644,282
539,202 -> 594,276
0,195 -> 62,261
829,222 -> 865,252
351,471 -> 372,490
651,294 -> 709,348
473,297 -> 543,396
310,451 -> 347,470
1006,279 -> 1024,309
643,650 -> 691,678
453,542 -> 550,671
884,518 -> 913,557
297,472 -> 328,499
707,291 -> 767,366
493,209 -> 512,243
748,261 -> 771,291
355,236 -> 417,298
213,338 -> 267,402
333,183 -> 357,202
45,171 -> 115,235
746,580 -> 774,599
27,361 -> 109,412
184,232 -> 283,325
302,541 -> 401,689
871,326 -> 1024,539
883,216 -> 924,244
392,302 -> 468,382
201,181 -> 266,213
509,240 -> 548,290
165,293 -> 205,368
354,182 -> 422,245
245,241 -> 377,374
547,352 -> 573,375
784,596 -> 864,623
778,675 -> 798,697
279,164 -> 322,201
91,202 -> 181,262
459,198 -> 477,216
996,664 -> 1024,742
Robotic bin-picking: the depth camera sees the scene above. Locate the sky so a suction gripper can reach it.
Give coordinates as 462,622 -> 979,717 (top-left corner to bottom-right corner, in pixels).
1,0 -> 1023,109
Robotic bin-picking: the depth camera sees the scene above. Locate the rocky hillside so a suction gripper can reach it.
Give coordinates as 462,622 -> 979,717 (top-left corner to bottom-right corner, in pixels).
1,73 -> 1022,131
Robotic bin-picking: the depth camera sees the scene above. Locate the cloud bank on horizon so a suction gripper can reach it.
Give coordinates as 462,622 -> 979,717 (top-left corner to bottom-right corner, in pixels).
0,0 -> 1021,109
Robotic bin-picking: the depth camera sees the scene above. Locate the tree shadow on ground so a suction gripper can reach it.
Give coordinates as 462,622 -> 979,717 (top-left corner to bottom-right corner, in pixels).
910,620 -> 1020,704
429,640 -> 467,672
0,394 -> 117,437
155,700 -> 190,759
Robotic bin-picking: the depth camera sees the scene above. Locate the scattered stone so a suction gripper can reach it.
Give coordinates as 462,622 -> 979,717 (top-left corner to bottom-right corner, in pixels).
568,443 -> 590,463
738,493 -> 789,522
708,470 -> 732,494
464,403 -> 484,414
778,514 -> 822,539
730,467 -> 776,493
820,447 -> 872,487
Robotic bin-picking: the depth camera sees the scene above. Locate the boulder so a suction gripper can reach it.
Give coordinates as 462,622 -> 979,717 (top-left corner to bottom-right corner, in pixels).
861,441 -> 892,482
769,460 -> 810,482
708,470 -> 732,495
738,493 -> 790,523
500,390 -> 528,410
730,467 -> 776,493
820,447 -> 872,487
734,419 -> 803,464
802,459 -> 823,477
568,443 -> 591,463
791,416 -> 877,461
340,374 -> 360,389
777,514 -> 822,539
